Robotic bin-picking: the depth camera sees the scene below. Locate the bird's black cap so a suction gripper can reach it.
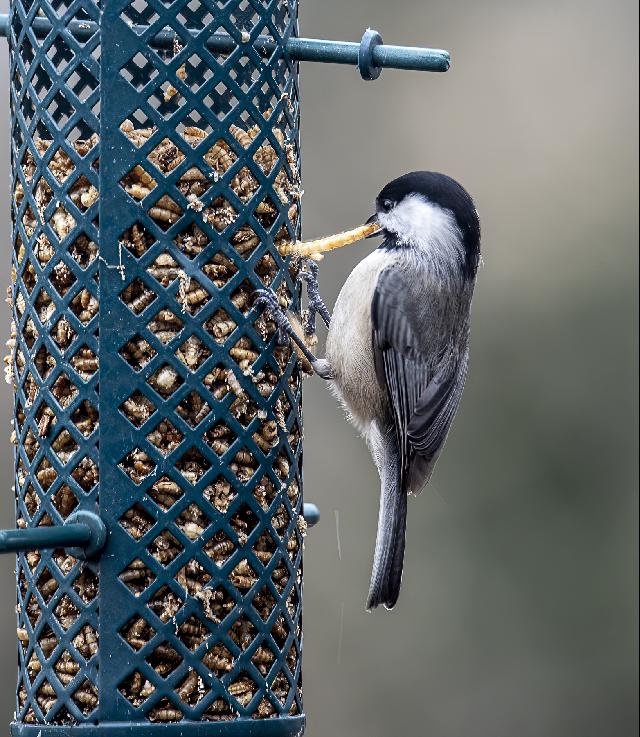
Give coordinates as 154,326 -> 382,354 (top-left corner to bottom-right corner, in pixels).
376,171 -> 481,278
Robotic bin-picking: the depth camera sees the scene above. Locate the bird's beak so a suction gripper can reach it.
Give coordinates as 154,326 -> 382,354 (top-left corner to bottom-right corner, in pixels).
365,212 -> 380,237
278,219 -> 381,260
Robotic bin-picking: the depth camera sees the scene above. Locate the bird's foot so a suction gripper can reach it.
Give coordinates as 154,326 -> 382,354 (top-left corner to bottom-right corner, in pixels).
254,289 -> 291,346
255,287 -> 334,380
298,258 -> 331,337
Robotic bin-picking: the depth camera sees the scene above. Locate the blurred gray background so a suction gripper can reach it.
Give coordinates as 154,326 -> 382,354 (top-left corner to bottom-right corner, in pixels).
0,0 -> 638,735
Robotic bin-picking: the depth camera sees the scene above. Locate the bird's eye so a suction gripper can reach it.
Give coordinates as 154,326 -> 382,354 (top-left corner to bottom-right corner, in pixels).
382,199 -> 394,212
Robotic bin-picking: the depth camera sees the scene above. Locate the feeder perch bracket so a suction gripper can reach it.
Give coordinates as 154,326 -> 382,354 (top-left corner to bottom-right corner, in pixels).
0,511 -> 107,559
0,18 -> 450,78
0,505 -> 317,559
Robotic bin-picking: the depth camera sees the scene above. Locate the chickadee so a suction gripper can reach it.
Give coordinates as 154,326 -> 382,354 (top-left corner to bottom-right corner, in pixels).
257,171 -> 480,610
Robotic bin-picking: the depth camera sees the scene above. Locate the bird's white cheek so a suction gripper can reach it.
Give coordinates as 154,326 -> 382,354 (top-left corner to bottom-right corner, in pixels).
381,197 -> 461,251
379,196 -> 454,247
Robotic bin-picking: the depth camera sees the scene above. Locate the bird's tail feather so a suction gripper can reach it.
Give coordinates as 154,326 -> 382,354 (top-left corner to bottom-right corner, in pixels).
367,446 -> 407,610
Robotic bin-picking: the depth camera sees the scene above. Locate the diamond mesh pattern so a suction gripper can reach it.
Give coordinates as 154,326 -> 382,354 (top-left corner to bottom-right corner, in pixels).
9,0 -> 304,730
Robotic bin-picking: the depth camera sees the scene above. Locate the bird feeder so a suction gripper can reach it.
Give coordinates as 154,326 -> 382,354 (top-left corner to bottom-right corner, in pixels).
0,0 -> 449,733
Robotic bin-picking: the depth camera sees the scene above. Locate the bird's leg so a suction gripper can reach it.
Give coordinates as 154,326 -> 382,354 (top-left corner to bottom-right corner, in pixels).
298,259 -> 331,339
255,289 -> 334,380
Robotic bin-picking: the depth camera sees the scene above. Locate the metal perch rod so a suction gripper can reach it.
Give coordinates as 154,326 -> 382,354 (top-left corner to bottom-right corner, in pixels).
0,523 -> 92,554
0,505 -> 318,554
0,17 -> 450,73
0,511 -> 106,557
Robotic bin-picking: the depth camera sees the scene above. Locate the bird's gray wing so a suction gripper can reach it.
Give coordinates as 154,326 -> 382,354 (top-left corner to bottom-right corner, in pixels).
371,265 -> 468,494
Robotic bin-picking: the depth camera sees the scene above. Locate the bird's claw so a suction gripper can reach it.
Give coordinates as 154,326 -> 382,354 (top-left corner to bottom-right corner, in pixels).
254,289 -> 291,346
296,259 -> 330,336
254,288 -> 279,312
297,257 -> 319,284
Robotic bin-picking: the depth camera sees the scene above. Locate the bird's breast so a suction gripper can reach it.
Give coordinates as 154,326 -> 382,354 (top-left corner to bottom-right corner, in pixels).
326,250 -> 393,433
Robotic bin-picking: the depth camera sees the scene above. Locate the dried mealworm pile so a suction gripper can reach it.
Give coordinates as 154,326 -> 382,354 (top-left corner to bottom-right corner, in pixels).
9,116 -> 303,722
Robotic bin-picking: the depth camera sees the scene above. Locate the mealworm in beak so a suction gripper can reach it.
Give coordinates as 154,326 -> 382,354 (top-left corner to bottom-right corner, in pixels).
278,221 -> 380,259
